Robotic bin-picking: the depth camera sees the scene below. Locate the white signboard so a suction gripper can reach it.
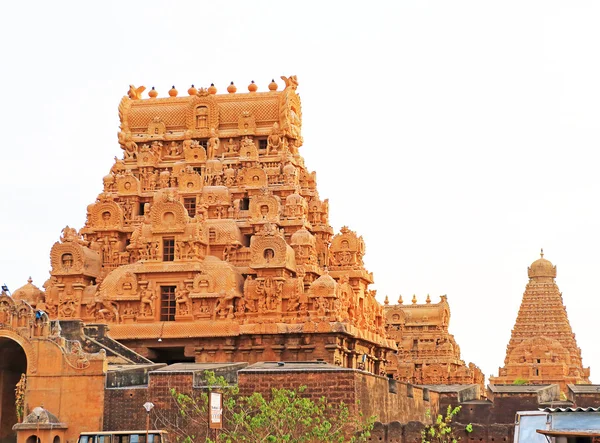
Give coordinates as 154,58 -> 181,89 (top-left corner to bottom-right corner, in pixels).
209,391 -> 223,429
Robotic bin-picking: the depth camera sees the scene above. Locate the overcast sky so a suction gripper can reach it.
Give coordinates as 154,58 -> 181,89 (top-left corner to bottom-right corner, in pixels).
1,1 -> 599,383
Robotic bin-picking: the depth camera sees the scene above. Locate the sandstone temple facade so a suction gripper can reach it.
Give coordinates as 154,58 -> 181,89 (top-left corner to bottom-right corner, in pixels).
490,251 -> 590,391
384,294 -> 484,391
13,77 -> 395,373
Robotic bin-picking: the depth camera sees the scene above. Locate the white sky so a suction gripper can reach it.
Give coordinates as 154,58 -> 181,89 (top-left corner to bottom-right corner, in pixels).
1,1 -> 599,383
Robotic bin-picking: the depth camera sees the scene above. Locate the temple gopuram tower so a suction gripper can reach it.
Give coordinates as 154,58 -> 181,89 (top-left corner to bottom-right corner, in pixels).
34,77 -> 395,372
490,251 -> 590,391
384,294 -> 484,393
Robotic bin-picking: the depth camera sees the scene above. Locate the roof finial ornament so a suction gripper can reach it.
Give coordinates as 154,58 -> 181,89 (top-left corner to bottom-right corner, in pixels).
412,294 -> 417,304
540,248 -> 544,258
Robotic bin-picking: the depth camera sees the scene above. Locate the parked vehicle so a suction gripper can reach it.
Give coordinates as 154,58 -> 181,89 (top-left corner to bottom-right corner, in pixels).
77,430 -> 169,443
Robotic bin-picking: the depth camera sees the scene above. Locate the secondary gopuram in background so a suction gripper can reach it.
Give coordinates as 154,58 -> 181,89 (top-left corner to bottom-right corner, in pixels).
490,250 -> 590,391
384,294 -> 484,393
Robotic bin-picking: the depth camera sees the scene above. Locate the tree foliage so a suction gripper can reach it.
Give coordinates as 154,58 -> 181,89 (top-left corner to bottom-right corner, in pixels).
421,406 -> 472,443
512,378 -> 529,385
163,371 -> 375,443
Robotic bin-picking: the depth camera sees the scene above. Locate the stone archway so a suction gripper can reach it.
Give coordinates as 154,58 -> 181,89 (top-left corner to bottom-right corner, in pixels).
0,337 -> 27,443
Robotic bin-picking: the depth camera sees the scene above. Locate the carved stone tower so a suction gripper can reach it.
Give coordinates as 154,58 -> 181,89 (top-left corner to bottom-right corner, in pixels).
490,251 -> 590,391
384,295 -> 484,392
33,77 -> 395,372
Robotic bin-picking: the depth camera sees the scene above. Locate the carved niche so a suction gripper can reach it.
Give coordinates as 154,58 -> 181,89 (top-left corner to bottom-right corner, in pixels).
249,224 -> 296,271
238,111 -> 256,136
0,294 -> 15,325
284,193 -> 307,219
150,194 -> 187,233
147,117 -> 166,136
116,172 -> 140,195
137,143 -> 160,167
115,271 -> 139,300
329,226 -> 365,269
241,167 -> 267,188
178,168 -> 202,191
90,199 -> 124,230
249,190 -> 280,223
50,242 -> 84,275
183,139 -> 208,163
201,186 -> 231,207
238,137 -> 259,160
50,241 -> 101,278
186,95 -> 219,137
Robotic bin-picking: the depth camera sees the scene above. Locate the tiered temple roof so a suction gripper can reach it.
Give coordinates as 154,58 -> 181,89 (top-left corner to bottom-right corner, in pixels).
384,294 -> 484,392
13,77 -> 395,372
490,251 -> 590,391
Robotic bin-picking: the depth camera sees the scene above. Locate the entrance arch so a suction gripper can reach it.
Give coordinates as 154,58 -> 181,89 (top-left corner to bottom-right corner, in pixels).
0,337 -> 27,443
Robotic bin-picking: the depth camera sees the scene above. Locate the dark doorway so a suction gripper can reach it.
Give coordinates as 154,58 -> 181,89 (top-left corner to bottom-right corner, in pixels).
0,338 -> 27,443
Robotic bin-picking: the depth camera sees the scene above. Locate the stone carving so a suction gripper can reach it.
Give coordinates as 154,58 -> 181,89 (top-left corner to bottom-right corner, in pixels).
37,75 -> 396,376
384,295 -> 483,390
490,252 -> 590,391
238,111 -> 256,135
128,85 -> 145,100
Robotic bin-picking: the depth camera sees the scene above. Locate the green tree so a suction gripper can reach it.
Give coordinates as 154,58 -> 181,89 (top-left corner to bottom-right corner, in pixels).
167,371 -> 375,443
421,405 -> 472,443
512,378 -> 529,385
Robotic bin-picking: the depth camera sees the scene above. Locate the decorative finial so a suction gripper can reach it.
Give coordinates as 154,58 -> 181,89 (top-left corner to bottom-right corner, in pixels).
268,79 -> 278,91
384,295 -> 389,305
227,82 -> 237,94
27,276 -> 33,284
169,86 -> 178,97
148,86 -> 158,98
208,83 -> 217,94
540,248 -> 544,258
426,294 -> 431,304
412,294 -> 417,304
248,80 -> 258,92
398,295 -> 403,304
188,84 -> 197,96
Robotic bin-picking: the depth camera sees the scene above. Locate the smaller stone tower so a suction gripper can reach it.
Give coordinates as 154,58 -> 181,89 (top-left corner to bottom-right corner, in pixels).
490,251 -> 590,391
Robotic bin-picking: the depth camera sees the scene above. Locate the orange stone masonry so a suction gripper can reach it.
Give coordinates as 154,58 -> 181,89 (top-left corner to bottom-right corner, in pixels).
29,76 -> 395,372
490,251 -> 590,391
384,294 -> 484,392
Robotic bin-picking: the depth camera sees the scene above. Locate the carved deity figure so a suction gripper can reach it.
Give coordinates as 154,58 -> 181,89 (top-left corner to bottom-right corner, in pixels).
267,123 -> 284,154
15,373 -> 26,423
207,128 -> 220,159
175,286 -> 191,316
214,290 -> 236,319
226,138 -> 238,154
140,287 -> 156,317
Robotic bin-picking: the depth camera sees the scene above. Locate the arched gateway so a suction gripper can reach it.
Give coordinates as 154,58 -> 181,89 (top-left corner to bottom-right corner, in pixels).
0,337 -> 27,443
0,292 -> 107,443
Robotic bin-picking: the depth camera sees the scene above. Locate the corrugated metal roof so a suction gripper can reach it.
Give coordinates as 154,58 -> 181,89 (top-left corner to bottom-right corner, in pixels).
540,406 -> 600,412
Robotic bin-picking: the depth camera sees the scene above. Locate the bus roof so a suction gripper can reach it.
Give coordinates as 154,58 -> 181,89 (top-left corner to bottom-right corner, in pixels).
79,431 -> 168,435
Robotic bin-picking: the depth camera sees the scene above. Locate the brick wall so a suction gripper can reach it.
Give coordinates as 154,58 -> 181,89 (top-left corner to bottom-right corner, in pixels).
366,421 -> 514,443
104,372 -> 212,441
